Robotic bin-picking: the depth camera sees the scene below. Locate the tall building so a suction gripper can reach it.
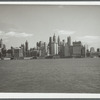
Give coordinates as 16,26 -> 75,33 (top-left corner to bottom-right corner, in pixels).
73,41 -> 82,57
67,36 -> 71,46
11,46 -> 14,57
21,44 -> 25,57
97,48 -> 100,52
25,40 -> 28,52
2,44 -> 6,57
58,36 -> 60,46
90,47 -> 95,58
49,37 -> 53,55
51,34 -> 58,55
0,39 -> 6,58
81,46 -> 86,57
14,47 -> 23,59
53,33 -> 56,43
64,43 -> 70,57
37,41 -> 47,57
0,39 -> 3,48
25,40 -> 29,57
90,47 -> 95,53
44,42 -> 47,53
51,42 -> 58,55
64,36 -> 72,57
6,49 -> 12,58
86,49 -> 90,57
58,40 -> 65,57
62,40 -> 65,46
69,46 -> 73,57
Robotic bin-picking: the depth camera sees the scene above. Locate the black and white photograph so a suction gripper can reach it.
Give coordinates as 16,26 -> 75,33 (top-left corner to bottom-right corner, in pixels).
0,3 -> 100,93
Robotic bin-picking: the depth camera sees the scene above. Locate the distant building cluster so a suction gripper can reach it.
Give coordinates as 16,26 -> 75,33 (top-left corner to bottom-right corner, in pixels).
0,34 -> 100,60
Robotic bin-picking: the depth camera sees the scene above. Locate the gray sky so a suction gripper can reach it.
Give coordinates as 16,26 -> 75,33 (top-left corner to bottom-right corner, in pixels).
0,5 -> 100,50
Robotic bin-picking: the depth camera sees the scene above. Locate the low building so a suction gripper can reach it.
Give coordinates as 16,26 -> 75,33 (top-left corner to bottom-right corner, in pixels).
14,47 -> 23,59
69,46 -> 73,57
81,46 -> 86,57
6,49 -> 12,58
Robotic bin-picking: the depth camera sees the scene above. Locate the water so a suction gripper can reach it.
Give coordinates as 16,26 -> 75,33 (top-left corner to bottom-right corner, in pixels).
0,58 -> 100,93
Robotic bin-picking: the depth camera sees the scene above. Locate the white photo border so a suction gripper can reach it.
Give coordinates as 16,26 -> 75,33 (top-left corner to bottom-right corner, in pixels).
0,1 -> 100,98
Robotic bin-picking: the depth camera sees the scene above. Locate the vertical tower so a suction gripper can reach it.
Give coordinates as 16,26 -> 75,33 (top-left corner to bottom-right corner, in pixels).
63,39 -> 65,46
36,42 -> 39,50
67,36 -> 71,46
25,40 -> 28,57
64,43 -> 70,57
21,44 -> 25,57
25,40 -> 28,51
58,36 -> 60,46
51,34 -> 58,55
0,39 -> 3,58
49,37 -> 53,55
0,39 -> 3,48
90,47 -> 95,53
56,43 -> 58,55
53,33 -> 56,43
11,46 -> 14,57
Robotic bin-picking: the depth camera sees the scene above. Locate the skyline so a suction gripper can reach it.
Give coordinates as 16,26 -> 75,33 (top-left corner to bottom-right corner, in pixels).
0,5 -> 100,49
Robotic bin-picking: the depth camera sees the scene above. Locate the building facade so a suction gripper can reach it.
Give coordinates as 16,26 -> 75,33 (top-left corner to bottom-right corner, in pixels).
73,41 -> 82,57
13,47 -> 23,59
64,43 -> 70,57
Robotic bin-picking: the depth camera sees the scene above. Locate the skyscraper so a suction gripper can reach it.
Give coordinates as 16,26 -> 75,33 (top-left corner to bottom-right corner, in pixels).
2,44 -> 6,57
51,42 -> 58,55
37,41 -> 47,57
49,37 -> 53,55
21,44 -> 25,57
90,47 -> 95,53
59,40 -> 65,57
58,36 -> 60,46
53,33 -> 56,43
90,47 -> 95,58
25,40 -> 28,52
25,40 -> 29,57
67,36 -> 71,46
36,42 -> 39,50
50,34 -> 58,55
73,41 -> 82,57
0,39 -> 3,48
62,39 -> 65,46
97,48 -> 100,52
64,43 -> 70,57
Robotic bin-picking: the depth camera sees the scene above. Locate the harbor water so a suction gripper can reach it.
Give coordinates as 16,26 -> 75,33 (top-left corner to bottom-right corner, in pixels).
0,58 -> 100,93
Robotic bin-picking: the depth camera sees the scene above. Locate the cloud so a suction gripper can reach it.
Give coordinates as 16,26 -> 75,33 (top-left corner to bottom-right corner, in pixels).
0,30 -> 33,38
6,31 -> 33,37
76,35 -> 100,48
56,30 -> 75,36
82,36 -> 99,39
0,30 -> 4,34
76,35 -> 100,42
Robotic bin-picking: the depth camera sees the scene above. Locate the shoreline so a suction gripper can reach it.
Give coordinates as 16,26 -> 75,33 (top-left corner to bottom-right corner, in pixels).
0,56 -> 99,61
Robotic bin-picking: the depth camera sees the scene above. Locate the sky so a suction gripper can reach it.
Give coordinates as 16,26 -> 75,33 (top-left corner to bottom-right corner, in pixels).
0,5 -> 100,50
